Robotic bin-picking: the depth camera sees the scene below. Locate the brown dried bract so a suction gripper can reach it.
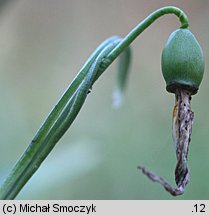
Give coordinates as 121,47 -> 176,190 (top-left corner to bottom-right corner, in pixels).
138,89 -> 194,196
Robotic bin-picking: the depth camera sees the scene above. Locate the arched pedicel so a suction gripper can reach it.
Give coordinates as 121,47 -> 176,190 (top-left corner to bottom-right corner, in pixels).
0,6 -> 204,199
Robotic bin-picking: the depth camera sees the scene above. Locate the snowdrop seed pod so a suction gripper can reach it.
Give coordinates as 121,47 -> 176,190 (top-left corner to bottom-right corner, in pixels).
162,28 -> 204,95
139,28 -> 205,196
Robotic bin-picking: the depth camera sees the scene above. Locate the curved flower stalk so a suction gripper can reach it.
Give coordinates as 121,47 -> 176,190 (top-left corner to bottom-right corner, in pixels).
0,6 -> 204,199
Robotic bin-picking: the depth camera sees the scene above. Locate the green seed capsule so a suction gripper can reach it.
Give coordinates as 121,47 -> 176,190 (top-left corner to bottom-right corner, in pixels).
162,29 -> 204,95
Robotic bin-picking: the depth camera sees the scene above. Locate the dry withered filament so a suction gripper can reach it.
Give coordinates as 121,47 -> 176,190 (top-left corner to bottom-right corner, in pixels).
138,89 -> 194,196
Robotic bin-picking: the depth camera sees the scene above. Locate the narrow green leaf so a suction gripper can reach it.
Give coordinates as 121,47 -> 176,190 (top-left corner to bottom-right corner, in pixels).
113,46 -> 131,108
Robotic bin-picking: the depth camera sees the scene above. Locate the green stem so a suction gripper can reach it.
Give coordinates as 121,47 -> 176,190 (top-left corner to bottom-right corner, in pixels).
0,38 -> 121,200
107,6 -> 188,62
0,6 -> 189,199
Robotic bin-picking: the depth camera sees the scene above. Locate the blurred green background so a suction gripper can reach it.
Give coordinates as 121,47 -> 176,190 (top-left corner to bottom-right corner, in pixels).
0,0 -> 209,199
